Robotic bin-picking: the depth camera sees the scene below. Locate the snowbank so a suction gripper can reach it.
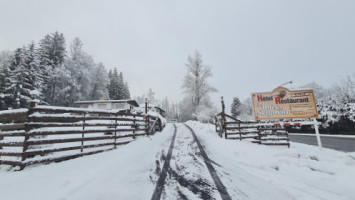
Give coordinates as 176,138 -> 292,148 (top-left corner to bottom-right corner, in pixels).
186,121 -> 355,200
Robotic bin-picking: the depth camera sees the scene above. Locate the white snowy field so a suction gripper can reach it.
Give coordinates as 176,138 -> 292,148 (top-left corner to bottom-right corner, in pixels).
1,122 -> 355,200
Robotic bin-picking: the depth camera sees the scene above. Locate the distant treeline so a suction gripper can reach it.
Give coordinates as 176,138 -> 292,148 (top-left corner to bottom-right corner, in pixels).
0,32 -> 130,110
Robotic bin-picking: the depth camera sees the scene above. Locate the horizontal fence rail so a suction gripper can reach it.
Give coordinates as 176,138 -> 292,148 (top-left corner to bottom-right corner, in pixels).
0,105 -> 163,169
215,108 -> 290,147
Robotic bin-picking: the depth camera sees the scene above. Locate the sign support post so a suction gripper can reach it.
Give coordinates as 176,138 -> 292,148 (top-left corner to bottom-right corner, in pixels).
313,118 -> 322,149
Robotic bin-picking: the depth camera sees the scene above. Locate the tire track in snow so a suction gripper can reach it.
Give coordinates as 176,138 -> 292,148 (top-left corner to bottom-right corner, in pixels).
152,123 -> 232,200
184,124 -> 232,200
151,124 -> 177,200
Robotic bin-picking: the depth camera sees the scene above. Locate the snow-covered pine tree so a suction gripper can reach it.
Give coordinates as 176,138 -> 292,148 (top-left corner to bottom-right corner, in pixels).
65,37 -> 95,101
89,63 -> 109,100
39,32 -> 66,105
107,69 -> 113,99
108,68 -> 120,100
147,88 -> 155,104
50,65 -> 76,106
107,69 -> 130,100
134,94 -> 146,105
4,47 -> 32,109
123,81 -> 130,99
230,97 -> 242,117
24,42 -> 42,100
0,51 -> 12,110
118,72 -> 125,99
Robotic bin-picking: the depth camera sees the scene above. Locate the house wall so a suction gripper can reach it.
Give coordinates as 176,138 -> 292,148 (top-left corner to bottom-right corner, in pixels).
78,102 -> 131,110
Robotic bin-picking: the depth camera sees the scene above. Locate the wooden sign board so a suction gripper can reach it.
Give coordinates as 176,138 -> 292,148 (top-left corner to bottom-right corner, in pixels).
251,87 -> 318,120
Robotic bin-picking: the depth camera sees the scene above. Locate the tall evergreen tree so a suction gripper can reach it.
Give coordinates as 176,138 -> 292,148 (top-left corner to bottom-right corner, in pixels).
5,48 -> 30,108
23,42 -> 42,100
147,88 -> 155,104
39,32 -> 66,105
108,68 -> 120,100
118,72 -> 125,99
0,51 -> 12,110
231,97 -> 242,117
90,63 -> 109,100
123,82 -> 130,99
107,68 -> 130,100
65,37 -> 94,101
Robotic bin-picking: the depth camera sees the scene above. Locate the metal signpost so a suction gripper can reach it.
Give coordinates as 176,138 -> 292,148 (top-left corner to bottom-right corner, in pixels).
251,87 -> 322,149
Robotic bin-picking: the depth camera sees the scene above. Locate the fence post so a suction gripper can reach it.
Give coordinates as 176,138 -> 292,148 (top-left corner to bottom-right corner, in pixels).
81,113 -> 86,153
114,113 -> 118,148
238,121 -> 241,141
0,133 -> 3,158
145,98 -> 148,114
21,100 -> 38,169
145,98 -> 149,135
132,115 -> 136,139
221,97 -> 227,139
146,116 -> 150,135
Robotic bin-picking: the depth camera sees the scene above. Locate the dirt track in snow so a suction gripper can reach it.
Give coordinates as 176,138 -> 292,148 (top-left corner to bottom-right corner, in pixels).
151,123 -> 231,200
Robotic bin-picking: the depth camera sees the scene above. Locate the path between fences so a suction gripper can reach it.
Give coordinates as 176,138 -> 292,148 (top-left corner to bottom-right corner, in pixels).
151,123 -> 232,200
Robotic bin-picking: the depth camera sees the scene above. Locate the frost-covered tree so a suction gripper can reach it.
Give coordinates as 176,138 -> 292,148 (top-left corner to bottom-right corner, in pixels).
123,82 -> 130,99
107,69 -> 130,100
239,97 -> 254,121
180,50 -> 217,121
0,51 -> 12,110
50,66 -> 76,106
39,32 -> 66,68
108,68 -> 120,100
4,47 -> 34,108
39,32 -> 66,105
333,74 -> 355,104
0,32 -> 122,109
65,37 -> 95,101
230,97 -> 242,117
162,97 -> 170,115
23,42 -> 42,100
89,63 -> 109,100
134,94 -> 146,105
147,88 -> 155,104
118,72 -> 125,99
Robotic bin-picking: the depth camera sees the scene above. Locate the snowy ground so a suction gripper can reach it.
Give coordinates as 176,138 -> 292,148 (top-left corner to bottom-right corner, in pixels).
1,122 -> 355,200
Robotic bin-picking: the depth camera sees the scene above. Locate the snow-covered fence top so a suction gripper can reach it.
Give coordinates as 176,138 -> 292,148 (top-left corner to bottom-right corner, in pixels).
215,111 -> 290,147
0,105 -> 164,170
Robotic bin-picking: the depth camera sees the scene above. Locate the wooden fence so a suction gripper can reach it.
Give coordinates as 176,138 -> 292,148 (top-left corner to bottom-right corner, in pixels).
215,97 -> 290,147
0,105 -> 163,169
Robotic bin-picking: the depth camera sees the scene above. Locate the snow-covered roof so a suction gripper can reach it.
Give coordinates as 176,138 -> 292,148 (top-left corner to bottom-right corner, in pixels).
148,106 -> 166,113
74,99 -> 139,107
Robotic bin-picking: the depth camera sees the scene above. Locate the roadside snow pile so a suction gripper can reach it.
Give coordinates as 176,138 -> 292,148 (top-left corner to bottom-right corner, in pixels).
186,121 -> 355,200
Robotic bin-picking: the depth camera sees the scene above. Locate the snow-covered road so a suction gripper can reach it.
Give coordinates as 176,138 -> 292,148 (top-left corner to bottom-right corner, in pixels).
1,122 -> 354,200
154,123 -> 227,200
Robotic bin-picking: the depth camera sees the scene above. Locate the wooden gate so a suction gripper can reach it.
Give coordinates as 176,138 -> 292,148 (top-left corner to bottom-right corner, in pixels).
215,97 -> 290,147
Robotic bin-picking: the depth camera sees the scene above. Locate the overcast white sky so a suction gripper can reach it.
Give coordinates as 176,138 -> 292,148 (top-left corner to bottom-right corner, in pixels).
1,0 -> 355,109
